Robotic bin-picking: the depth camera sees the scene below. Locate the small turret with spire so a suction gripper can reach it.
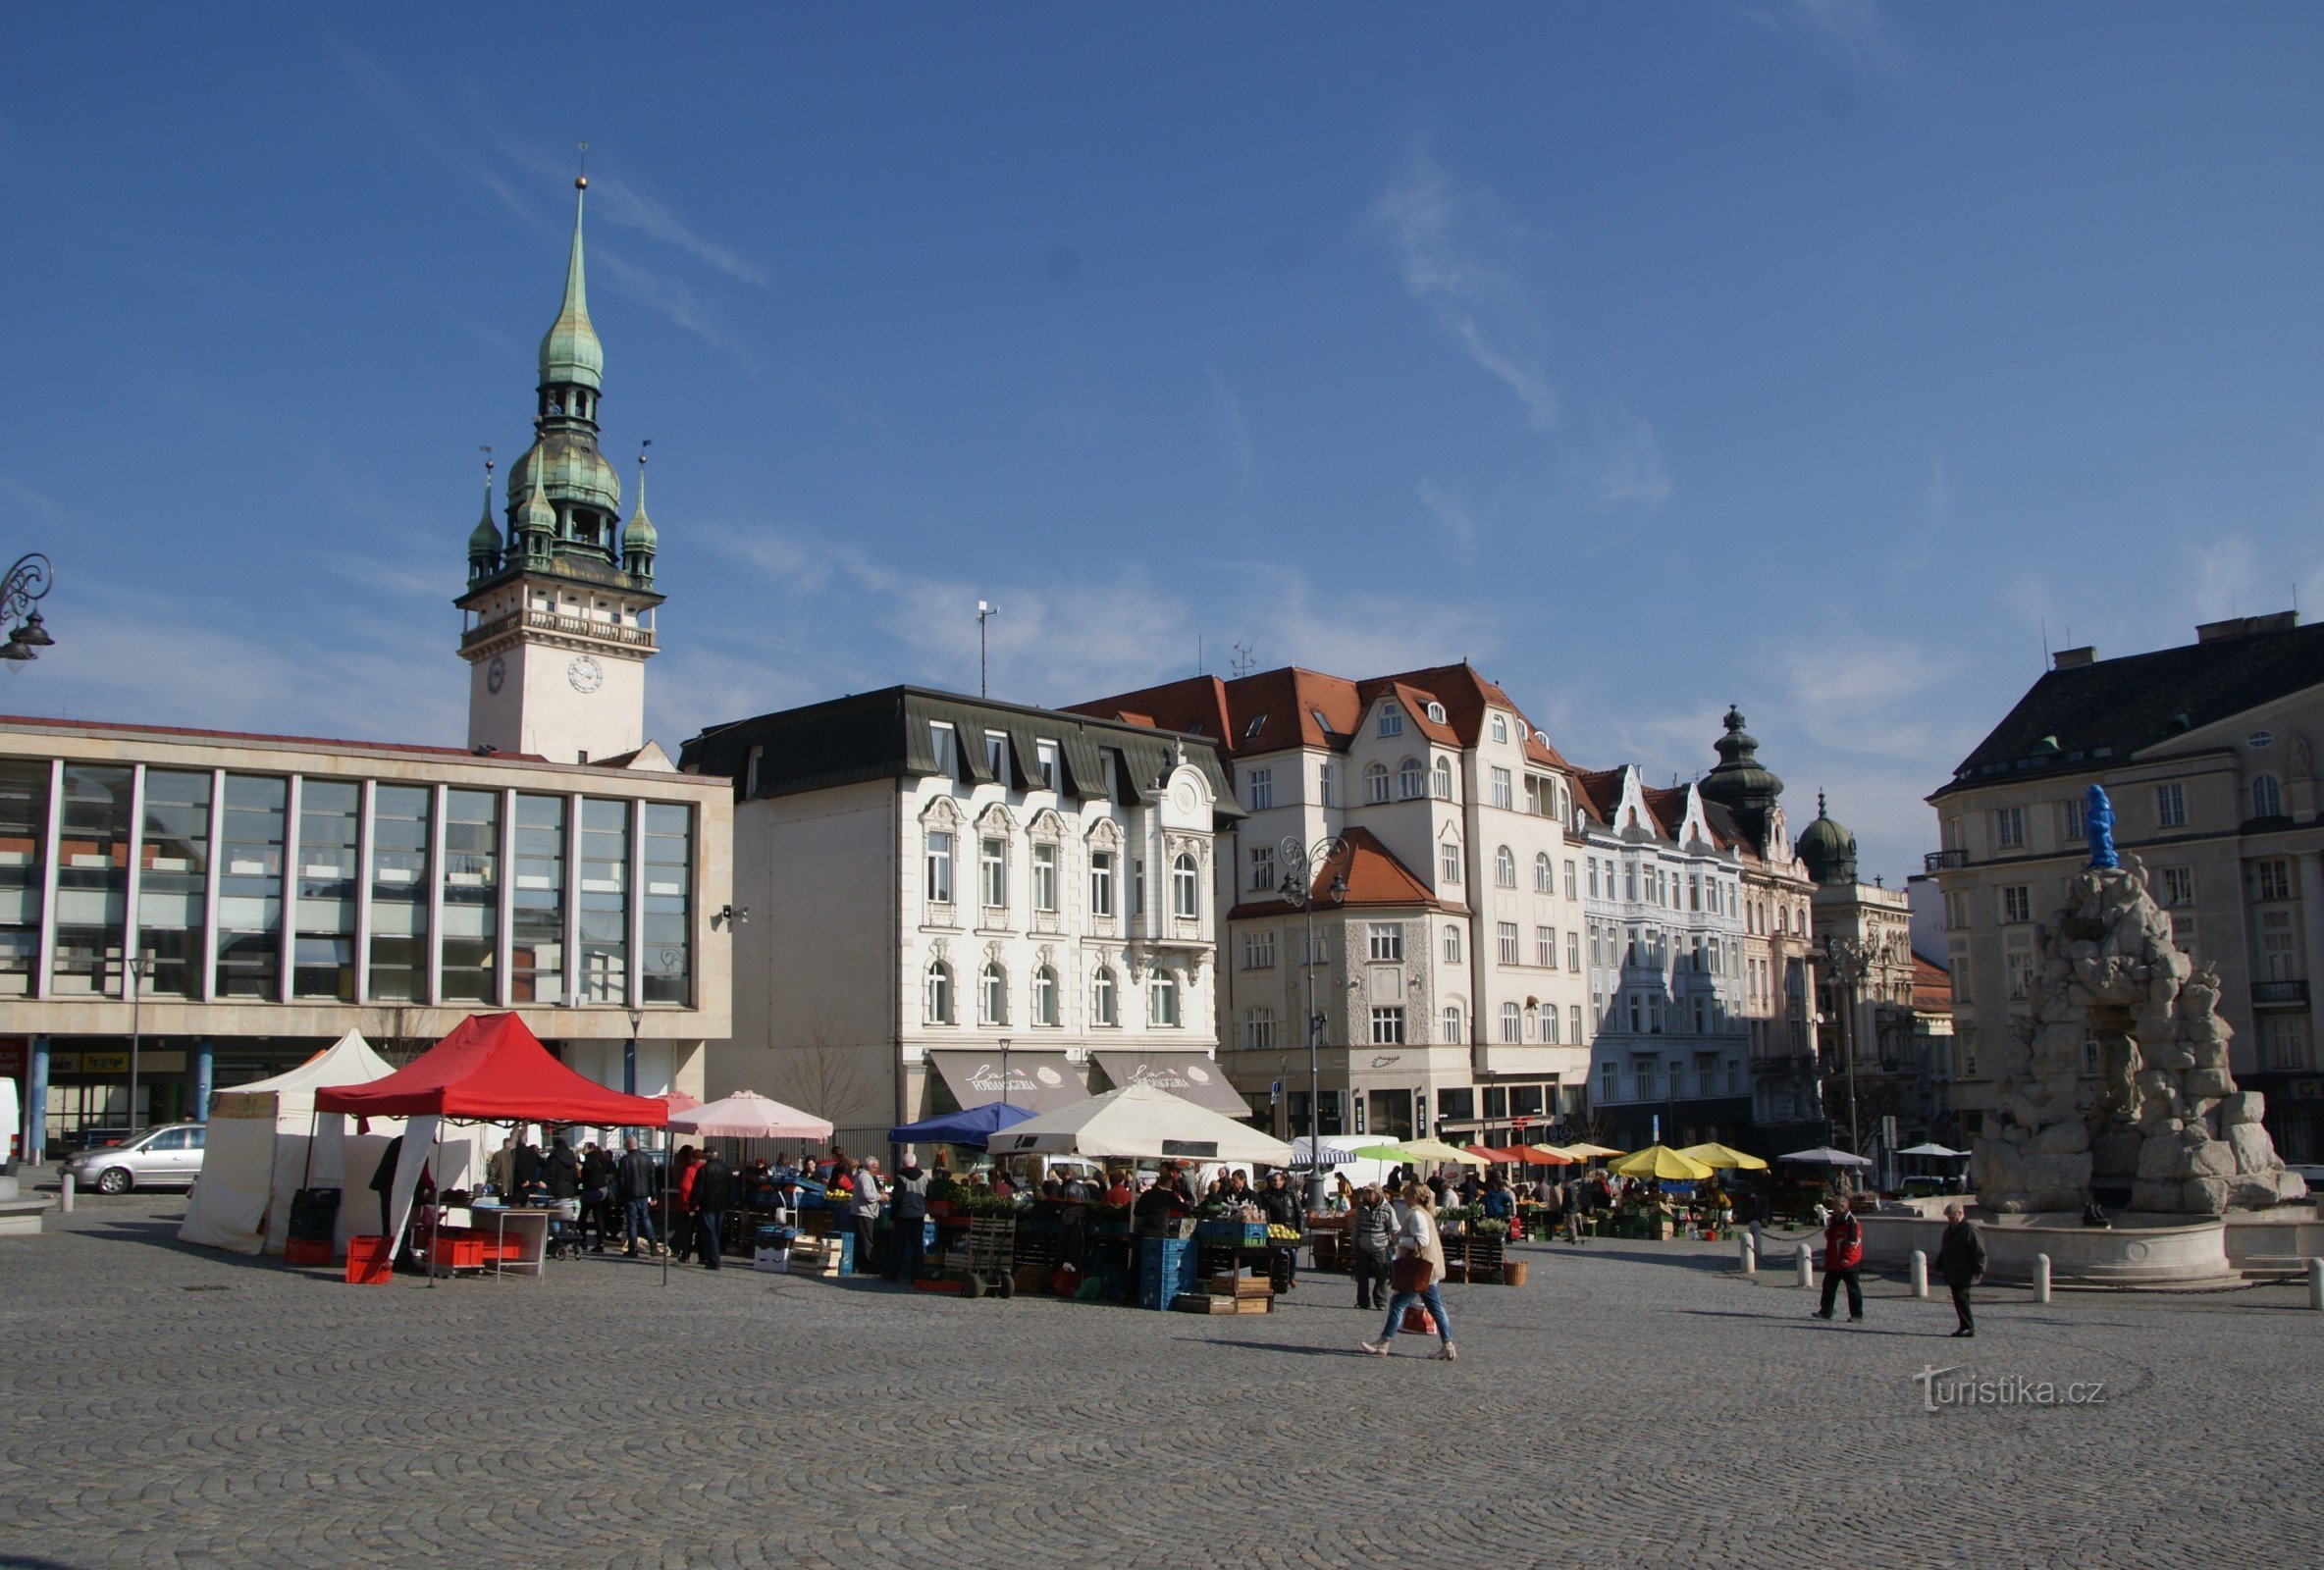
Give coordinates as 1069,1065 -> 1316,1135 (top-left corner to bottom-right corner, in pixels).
622,443 -> 658,584
466,452 -> 502,584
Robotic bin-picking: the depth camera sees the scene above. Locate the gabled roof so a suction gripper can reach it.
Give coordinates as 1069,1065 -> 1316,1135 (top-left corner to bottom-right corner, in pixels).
1572,768 -> 1624,827
1223,826 -> 1465,919
1936,614 -> 2324,798
1072,661 -> 1574,770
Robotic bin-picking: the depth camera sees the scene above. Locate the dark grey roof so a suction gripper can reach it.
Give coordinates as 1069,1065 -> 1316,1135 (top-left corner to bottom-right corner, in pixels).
676,685 -> 1240,812
1936,616 -> 2324,798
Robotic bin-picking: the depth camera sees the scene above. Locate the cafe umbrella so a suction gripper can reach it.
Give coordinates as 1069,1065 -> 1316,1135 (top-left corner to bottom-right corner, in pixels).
1675,1141 -> 1769,1172
1610,1145 -> 1716,1182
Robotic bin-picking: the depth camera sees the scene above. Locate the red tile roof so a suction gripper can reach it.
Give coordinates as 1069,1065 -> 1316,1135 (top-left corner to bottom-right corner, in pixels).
1912,955 -> 1954,1013
1223,826 -> 1464,919
0,713 -> 547,762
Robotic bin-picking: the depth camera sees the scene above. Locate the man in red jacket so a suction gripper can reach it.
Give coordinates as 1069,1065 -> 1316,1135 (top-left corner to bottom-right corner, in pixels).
1814,1194 -> 1865,1323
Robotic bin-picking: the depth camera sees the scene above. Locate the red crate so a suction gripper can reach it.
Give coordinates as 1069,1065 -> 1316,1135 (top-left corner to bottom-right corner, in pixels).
344,1235 -> 392,1285
426,1233 -> 486,1270
285,1236 -> 333,1267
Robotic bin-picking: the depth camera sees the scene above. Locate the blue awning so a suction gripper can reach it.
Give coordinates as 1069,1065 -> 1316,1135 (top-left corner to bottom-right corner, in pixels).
888,1102 -> 1037,1150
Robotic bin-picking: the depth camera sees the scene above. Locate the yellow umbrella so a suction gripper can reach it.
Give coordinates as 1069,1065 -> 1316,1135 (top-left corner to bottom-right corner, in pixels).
1677,1141 -> 1769,1172
1386,1136 -> 1491,1169
1610,1144 -> 1715,1181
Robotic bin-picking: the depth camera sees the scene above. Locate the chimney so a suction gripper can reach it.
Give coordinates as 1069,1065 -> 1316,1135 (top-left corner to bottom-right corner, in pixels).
2195,610 -> 2299,645
2050,647 -> 2095,670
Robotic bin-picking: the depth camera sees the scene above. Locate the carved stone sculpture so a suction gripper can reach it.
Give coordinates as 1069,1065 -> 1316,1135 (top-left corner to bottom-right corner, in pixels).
1970,787 -> 2307,1215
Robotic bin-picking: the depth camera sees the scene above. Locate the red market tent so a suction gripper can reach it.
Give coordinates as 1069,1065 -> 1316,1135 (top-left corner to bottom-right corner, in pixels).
314,1013 -> 670,1126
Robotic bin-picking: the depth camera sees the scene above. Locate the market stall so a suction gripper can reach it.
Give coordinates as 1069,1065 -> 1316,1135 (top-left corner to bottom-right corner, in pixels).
179,1029 -> 400,1259
314,1013 -> 671,1283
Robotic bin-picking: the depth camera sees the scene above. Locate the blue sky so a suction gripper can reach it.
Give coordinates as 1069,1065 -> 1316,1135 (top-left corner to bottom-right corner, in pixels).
6,4 -> 2324,886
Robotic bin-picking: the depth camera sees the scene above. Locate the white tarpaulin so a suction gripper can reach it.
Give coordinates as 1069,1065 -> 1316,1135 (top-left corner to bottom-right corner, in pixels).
984,1082 -> 1294,1166
380,1117 -> 487,1251
179,1031 -> 402,1257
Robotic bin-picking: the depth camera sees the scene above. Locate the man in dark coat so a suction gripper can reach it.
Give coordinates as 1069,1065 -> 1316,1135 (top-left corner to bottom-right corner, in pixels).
511,1133 -> 544,1193
691,1149 -> 734,1270
1933,1202 -> 1987,1337
616,1136 -> 659,1257
543,1137 -> 582,1201
1257,1169 -> 1303,1290
578,1141 -> 618,1252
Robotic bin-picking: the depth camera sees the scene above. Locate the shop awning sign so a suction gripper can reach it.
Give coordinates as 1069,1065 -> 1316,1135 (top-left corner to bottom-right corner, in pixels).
1089,1050 -> 1248,1115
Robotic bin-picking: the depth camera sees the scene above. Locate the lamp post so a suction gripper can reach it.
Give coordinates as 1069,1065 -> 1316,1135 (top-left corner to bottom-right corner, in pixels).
625,1005 -> 641,1098
0,553 -> 56,669
125,952 -> 153,1136
1278,833 -> 1348,1213
1821,935 -> 1869,1160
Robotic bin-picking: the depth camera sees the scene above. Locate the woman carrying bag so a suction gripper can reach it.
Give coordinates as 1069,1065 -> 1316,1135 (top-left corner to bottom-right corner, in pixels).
1359,1183 -> 1457,1361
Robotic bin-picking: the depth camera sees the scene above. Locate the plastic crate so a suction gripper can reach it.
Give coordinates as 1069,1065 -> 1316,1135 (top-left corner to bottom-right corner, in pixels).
1196,1219 -> 1269,1248
344,1235 -> 393,1285
285,1236 -> 333,1267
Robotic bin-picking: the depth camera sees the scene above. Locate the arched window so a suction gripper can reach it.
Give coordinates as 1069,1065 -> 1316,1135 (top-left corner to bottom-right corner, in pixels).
1092,967 -> 1118,1026
1441,1003 -> 1464,1042
1431,759 -> 1453,800
1534,852 -> 1554,893
1425,701 -> 1448,723
1032,965 -> 1059,1026
2253,773 -> 2283,818
979,962 -> 1007,1025
1495,845 -> 1516,887
1149,971 -> 1180,1026
1398,757 -> 1425,800
1490,713 -> 1508,744
924,961 -> 954,1024
1364,762 -> 1391,805
1171,853 -> 1199,917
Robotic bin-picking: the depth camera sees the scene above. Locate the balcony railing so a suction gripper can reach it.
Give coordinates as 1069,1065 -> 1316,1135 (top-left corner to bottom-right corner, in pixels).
462,608 -> 657,652
1924,848 -> 1969,872
2252,979 -> 2309,1008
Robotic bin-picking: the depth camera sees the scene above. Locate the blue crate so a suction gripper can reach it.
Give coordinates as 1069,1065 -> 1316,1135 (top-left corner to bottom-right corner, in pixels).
1136,1238 -> 1197,1308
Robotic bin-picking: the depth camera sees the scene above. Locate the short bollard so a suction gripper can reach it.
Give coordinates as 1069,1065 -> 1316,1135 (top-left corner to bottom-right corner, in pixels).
1796,1242 -> 1815,1290
1738,1234 -> 1756,1276
2034,1252 -> 2052,1304
2306,1257 -> 2323,1312
1910,1249 -> 1929,1299
59,1171 -> 73,1214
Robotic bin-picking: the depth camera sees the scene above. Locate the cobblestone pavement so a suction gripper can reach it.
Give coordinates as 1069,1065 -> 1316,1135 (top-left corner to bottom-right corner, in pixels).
3,1192 -> 2320,1570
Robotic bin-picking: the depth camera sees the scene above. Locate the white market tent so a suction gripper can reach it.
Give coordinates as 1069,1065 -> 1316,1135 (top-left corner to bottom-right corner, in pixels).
984,1082 -> 1295,1166
179,1030 -> 403,1257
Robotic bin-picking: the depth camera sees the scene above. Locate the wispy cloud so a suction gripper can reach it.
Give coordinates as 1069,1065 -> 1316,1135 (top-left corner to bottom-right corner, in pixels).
1773,629 -> 1971,760
1371,149 -> 1558,430
1210,374 -> 1256,492
1416,479 -> 1483,556
1747,0 -> 1900,72
1574,407 -> 1672,512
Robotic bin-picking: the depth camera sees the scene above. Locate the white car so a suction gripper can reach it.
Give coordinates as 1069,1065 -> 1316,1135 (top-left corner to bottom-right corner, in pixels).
63,1124 -> 207,1193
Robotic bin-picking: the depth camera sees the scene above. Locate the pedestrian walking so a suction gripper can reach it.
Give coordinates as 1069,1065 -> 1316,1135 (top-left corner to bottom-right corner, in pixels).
849,1158 -> 884,1276
1349,1183 -> 1397,1310
616,1136 -> 659,1255
1934,1202 -> 1986,1337
886,1159 -> 931,1283
1814,1194 -> 1865,1323
692,1147 -> 733,1270
1360,1183 -> 1456,1361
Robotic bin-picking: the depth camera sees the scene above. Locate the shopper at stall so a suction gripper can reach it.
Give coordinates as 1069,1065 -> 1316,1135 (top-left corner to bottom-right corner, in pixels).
1360,1183 -> 1455,1361
543,1137 -> 582,1204
511,1131 -> 544,1193
1101,1171 -> 1134,1207
617,1137 -> 659,1257
579,1141 -> 618,1252
849,1158 -> 884,1277
488,1135 -> 516,1199
690,1147 -> 733,1270
671,1147 -> 703,1264
1134,1164 -> 1190,1238
1258,1170 -> 1302,1289
1480,1174 -> 1515,1232
1814,1194 -> 1866,1322
886,1158 -> 931,1284
1349,1184 -> 1397,1311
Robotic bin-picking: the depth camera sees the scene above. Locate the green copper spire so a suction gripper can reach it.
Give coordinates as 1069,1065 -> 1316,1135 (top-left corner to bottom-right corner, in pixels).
466,461 -> 502,583
621,447 -> 658,577
517,477 -> 556,559
537,177 -> 604,393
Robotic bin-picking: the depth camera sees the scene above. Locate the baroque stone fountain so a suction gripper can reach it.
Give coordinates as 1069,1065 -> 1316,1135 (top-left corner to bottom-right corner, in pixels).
1970,784 -> 2307,1216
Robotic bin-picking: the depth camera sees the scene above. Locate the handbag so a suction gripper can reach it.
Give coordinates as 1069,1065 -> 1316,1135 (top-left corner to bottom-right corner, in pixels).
1400,1304 -> 1435,1334
1391,1253 -> 1433,1293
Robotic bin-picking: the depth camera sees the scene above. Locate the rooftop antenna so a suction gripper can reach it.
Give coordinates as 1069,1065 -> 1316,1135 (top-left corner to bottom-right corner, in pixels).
1230,640 -> 1258,680
977,601 -> 998,697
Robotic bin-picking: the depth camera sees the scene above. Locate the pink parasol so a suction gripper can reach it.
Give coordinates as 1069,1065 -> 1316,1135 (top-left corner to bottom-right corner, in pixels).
665,1089 -> 833,1140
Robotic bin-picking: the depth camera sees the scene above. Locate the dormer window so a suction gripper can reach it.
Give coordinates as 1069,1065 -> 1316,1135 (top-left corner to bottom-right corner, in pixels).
1379,701 -> 1403,738
1426,702 -> 1448,724
1490,713 -> 1509,744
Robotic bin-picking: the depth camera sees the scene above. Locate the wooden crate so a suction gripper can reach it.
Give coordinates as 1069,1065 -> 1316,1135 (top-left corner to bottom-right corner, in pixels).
1173,1292 -> 1237,1314
1206,1273 -> 1273,1299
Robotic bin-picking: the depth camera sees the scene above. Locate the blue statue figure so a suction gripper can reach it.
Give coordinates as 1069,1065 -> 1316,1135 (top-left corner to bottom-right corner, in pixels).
2085,783 -> 2118,868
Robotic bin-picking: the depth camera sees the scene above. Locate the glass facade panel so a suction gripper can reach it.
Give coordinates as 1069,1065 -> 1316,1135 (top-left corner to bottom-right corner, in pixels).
441,789 -> 500,1004
294,781 -> 360,1001
578,799 -> 628,1004
642,803 -> 691,1006
511,794 -> 565,1004
53,764 -> 132,996
368,785 -> 430,1002
138,769 -> 211,1000
214,775 -> 285,999
0,759 -> 47,996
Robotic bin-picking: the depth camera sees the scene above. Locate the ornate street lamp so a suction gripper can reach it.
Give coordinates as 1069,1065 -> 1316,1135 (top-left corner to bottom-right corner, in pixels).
1820,934 -> 1870,1160
0,553 -> 56,669
1278,834 -> 1349,1213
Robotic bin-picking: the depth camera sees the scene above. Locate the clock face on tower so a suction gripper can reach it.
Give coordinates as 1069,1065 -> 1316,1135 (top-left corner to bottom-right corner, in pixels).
485,655 -> 506,695
567,654 -> 605,694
